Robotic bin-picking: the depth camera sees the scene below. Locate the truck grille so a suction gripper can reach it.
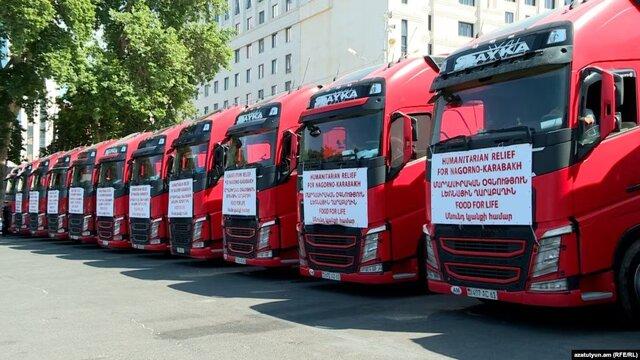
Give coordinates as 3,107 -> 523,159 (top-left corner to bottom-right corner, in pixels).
226,227 -> 255,238
98,218 -> 114,241
435,225 -> 534,291
225,225 -> 257,258
130,218 -> 150,245
14,213 -> 22,229
303,227 -> 360,273
47,215 -> 59,233
29,213 -> 38,232
69,214 -> 83,237
170,219 -> 192,246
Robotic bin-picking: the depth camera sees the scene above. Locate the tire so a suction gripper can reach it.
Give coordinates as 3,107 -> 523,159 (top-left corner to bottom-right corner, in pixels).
617,240 -> 640,323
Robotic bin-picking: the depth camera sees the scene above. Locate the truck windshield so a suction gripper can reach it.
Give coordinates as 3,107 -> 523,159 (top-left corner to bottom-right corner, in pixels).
174,143 -> 208,174
132,154 -> 163,183
16,176 -> 26,193
48,169 -> 67,190
432,66 -> 569,144
71,164 -> 94,190
29,172 -> 44,191
98,160 -> 124,187
300,112 -> 383,163
225,130 -> 277,169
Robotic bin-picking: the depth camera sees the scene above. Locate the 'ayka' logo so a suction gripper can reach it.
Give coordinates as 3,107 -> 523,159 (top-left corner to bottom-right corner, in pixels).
237,110 -> 265,124
454,39 -> 530,71
314,89 -> 358,108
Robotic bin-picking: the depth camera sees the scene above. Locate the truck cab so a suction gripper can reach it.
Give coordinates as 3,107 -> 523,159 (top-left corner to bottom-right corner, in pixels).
167,107 -> 243,259
425,0 -> 640,320
17,162 -> 38,235
221,86 -> 320,267
28,153 -> 63,237
128,123 -> 188,251
2,166 -> 20,234
297,58 -> 439,284
68,140 -> 116,243
46,147 -> 85,239
96,132 -> 151,249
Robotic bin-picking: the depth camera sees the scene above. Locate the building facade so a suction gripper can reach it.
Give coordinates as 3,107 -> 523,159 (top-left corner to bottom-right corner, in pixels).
193,0 -> 569,115
19,80 -> 59,161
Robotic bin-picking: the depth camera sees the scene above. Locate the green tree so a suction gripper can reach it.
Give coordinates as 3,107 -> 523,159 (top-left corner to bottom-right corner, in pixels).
0,0 -> 232,176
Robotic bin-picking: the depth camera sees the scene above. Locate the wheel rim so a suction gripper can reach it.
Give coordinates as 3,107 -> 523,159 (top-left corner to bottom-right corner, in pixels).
635,264 -> 640,300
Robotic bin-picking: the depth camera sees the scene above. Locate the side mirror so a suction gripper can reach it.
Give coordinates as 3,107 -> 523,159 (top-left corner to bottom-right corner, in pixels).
600,69 -> 617,141
208,144 -> 226,187
287,130 -> 299,172
388,113 -> 413,177
279,130 -> 298,178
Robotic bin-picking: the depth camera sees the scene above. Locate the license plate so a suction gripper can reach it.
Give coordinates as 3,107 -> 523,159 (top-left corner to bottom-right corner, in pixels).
235,257 -> 247,265
467,287 -> 498,300
101,240 -> 109,247
132,244 -> 143,250
70,235 -> 78,240
321,271 -> 341,281
176,247 -> 185,254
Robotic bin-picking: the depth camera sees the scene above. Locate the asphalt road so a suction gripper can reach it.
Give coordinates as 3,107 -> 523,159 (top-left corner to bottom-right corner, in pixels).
0,234 -> 637,360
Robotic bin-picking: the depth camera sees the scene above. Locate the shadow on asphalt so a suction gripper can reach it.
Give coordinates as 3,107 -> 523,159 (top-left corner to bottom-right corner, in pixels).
1,234 -> 638,359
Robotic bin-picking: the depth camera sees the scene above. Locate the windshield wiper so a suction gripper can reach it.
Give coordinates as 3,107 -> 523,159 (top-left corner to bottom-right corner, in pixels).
433,134 -> 470,148
478,125 -> 534,140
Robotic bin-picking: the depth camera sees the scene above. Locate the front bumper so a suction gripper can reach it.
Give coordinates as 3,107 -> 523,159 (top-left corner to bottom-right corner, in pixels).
98,238 -> 131,249
224,253 -> 299,267
171,245 -> 221,259
300,266 -> 402,285
132,242 -> 169,252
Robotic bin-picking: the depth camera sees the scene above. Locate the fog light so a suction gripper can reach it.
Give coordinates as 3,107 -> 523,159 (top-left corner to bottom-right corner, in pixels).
427,269 -> 442,281
257,250 -> 273,258
150,239 -> 161,245
192,241 -> 205,248
359,263 -> 383,273
530,278 -> 568,292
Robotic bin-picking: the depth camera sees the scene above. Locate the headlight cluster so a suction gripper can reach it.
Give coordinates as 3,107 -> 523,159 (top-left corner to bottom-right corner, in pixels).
150,218 -> 161,240
192,217 -> 206,241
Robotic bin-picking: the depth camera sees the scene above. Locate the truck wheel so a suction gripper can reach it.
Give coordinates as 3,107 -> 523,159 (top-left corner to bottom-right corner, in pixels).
617,240 -> 640,323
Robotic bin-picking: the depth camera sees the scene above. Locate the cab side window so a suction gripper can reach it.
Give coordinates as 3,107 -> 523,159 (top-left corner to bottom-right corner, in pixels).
389,117 -> 404,169
614,71 -> 638,132
409,113 -> 432,159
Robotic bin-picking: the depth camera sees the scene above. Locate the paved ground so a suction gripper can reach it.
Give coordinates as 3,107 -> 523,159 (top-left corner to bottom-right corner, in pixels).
0,235 -> 638,360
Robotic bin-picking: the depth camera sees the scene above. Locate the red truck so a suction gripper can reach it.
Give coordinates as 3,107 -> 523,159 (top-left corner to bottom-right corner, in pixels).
95,132 -> 151,249
46,147 -> 85,239
221,86 -> 320,267
16,161 -> 38,235
167,107 -> 243,259
296,58 -> 439,284
128,123 -> 188,252
425,0 -> 640,320
68,140 -> 116,243
28,152 -> 64,237
2,166 -> 21,234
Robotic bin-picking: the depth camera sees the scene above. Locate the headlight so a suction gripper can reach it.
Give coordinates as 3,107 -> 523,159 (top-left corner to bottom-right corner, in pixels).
58,214 -> 66,230
532,236 -> 561,278
258,225 -> 272,250
150,218 -> 161,239
192,217 -> 206,241
38,213 -> 45,227
82,215 -> 91,231
362,228 -> 384,264
113,218 -> 123,235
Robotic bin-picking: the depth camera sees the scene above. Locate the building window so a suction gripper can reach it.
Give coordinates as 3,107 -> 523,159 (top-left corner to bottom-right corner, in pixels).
285,54 -> 292,74
213,103 -> 219,110
246,68 -> 251,83
246,43 -> 252,59
402,0 -> 408,3
458,22 -> 474,37
428,15 -> 432,31
285,81 -> 292,91
564,0 -> 571,4
246,0 -> 252,9
224,77 -> 229,90
271,3 -> 279,18
246,17 -> 252,30
204,106 -> 209,114
214,81 -> 219,94
234,49 -> 240,63
234,0 -> 240,15
258,89 -> 264,100
258,38 -> 265,53
271,33 -> 278,48
234,73 -> 239,87
258,64 -> 264,79
428,43 -> 432,55
224,100 -> 229,108
545,0 -> 555,8
234,97 -> 239,105
235,23 -> 240,33
259,10 -> 265,24
285,27 -> 292,43
204,84 -> 210,97
525,0 -> 536,5
505,11 -> 514,24
401,19 -> 408,56
286,0 -> 293,11
225,11 -> 229,20
271,59 -> 278,74
271,85 -> 277,95
246,93 -> 251,104
459,0 -> 475,5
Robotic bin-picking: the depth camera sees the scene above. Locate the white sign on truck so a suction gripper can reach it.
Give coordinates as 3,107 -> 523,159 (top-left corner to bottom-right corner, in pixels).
96,187 -> 115,217
47,190 -> 60,215
68,187 -> 85,214
168,179 -> 193,218
222,168 -> 257,216
15,193 -> 23,213
430,143 -> 533,226
129,185 -> 151,219
302,168 -> 368,228
29,191 -> 40,213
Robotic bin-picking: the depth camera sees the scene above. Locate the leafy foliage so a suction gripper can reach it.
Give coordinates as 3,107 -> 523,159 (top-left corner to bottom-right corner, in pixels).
0,0 -> 232,159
